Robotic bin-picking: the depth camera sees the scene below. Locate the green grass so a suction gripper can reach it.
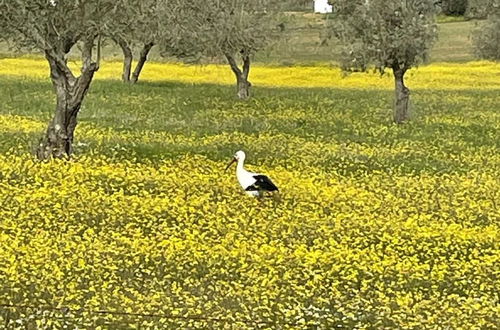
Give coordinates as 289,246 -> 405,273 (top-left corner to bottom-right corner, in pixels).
431,20 -> 477,62
436,14 -> 469,23
1,76 -> 498,174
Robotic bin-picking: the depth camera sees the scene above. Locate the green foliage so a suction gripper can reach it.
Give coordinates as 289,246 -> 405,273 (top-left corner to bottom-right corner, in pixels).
472,1 -> 500,60
438,0 -> 496,19
282,0 -> 313,11
439,0 -> 468,15
108,0 -> 164,45
328,0 -> 438,73
164,0 -> 283,61
0,0 -> 116,52
0,12 -> 479,64
466,0 -> 493,18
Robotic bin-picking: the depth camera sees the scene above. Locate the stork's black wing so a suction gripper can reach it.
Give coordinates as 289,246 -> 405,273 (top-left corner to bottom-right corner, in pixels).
245,175 -> 279,192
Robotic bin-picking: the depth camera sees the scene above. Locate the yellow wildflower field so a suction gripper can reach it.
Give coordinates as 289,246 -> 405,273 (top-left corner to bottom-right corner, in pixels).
0,58 -> 499,328
1,57 -> 499,90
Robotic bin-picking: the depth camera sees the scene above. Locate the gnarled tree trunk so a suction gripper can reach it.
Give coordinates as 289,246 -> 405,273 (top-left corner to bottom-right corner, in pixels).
115,37 -> 133,82
393,67 -> 411,124
131,42 -> 154,83
36,40 -> 99,160
226,53 -> 251,100
115,38 -> 154,84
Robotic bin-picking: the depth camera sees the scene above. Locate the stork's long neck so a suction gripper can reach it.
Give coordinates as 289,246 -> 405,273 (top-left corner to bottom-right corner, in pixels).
236,157 -> 245,173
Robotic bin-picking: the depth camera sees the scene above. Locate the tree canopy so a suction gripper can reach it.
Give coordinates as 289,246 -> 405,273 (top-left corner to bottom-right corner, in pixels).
108,0 -> 180,83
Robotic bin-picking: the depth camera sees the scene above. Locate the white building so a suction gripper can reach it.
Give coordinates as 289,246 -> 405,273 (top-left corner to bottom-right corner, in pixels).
314,0 -> 332,13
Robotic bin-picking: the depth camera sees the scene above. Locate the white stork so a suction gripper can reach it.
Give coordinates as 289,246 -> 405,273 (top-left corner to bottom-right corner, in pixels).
225,150 -> 279,197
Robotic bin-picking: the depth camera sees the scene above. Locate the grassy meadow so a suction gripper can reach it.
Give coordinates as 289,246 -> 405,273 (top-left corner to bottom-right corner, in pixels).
0,57 -> 499,328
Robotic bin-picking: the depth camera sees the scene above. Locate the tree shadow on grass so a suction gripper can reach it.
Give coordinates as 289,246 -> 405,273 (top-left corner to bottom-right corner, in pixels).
1,77 -> 498,176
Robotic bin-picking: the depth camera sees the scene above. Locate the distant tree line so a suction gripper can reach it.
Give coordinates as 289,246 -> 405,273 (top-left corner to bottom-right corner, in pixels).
438,0 -> 468,15
282,0 -> 313,11
437,0 -> 494,18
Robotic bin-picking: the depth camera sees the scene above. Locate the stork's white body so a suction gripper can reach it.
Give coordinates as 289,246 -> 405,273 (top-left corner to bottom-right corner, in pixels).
235,157 -> 261,197
227,150 -> 279,198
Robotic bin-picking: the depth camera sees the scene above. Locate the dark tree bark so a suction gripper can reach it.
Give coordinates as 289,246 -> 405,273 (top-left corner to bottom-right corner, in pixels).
114,39 -> 154,84
226,54 -> 252,100
131,42 -> 154,83
393,67 -> 411,124
115,37 -> 133,82
36,39 -> 99,160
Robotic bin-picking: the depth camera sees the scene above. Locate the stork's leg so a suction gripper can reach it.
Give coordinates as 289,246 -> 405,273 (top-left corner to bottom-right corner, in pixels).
272,191 -> 282,203
257,190 -> 265,200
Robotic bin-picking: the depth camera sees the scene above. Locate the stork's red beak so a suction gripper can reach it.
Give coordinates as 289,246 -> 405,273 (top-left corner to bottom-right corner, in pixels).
225,158 -> 236,171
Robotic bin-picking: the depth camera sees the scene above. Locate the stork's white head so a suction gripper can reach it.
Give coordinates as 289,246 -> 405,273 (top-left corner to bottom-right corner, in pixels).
234,150 -> 246,161
225,150 -> 246,171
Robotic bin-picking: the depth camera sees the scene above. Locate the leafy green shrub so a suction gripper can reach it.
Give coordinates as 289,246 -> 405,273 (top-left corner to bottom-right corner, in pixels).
472,4 -> 500,60
440,0 -> 468,15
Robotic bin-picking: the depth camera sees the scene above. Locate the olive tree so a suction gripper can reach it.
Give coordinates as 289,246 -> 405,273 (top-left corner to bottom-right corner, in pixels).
466,0 -> 493,18
472,0 -> 500,60
171,0 -> 283,100
328,0 -> 438,123
0,0 -> 120,159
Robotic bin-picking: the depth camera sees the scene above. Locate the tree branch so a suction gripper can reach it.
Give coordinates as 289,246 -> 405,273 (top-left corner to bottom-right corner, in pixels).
113,35 -> 133,82
225,53 -> 242,76
44,49 -> 76,84
131,41 -> 155,83
82,36 -> 96,72
113,35 -> 132,55
242,55 -> 250,80
73,36 -> 99,105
